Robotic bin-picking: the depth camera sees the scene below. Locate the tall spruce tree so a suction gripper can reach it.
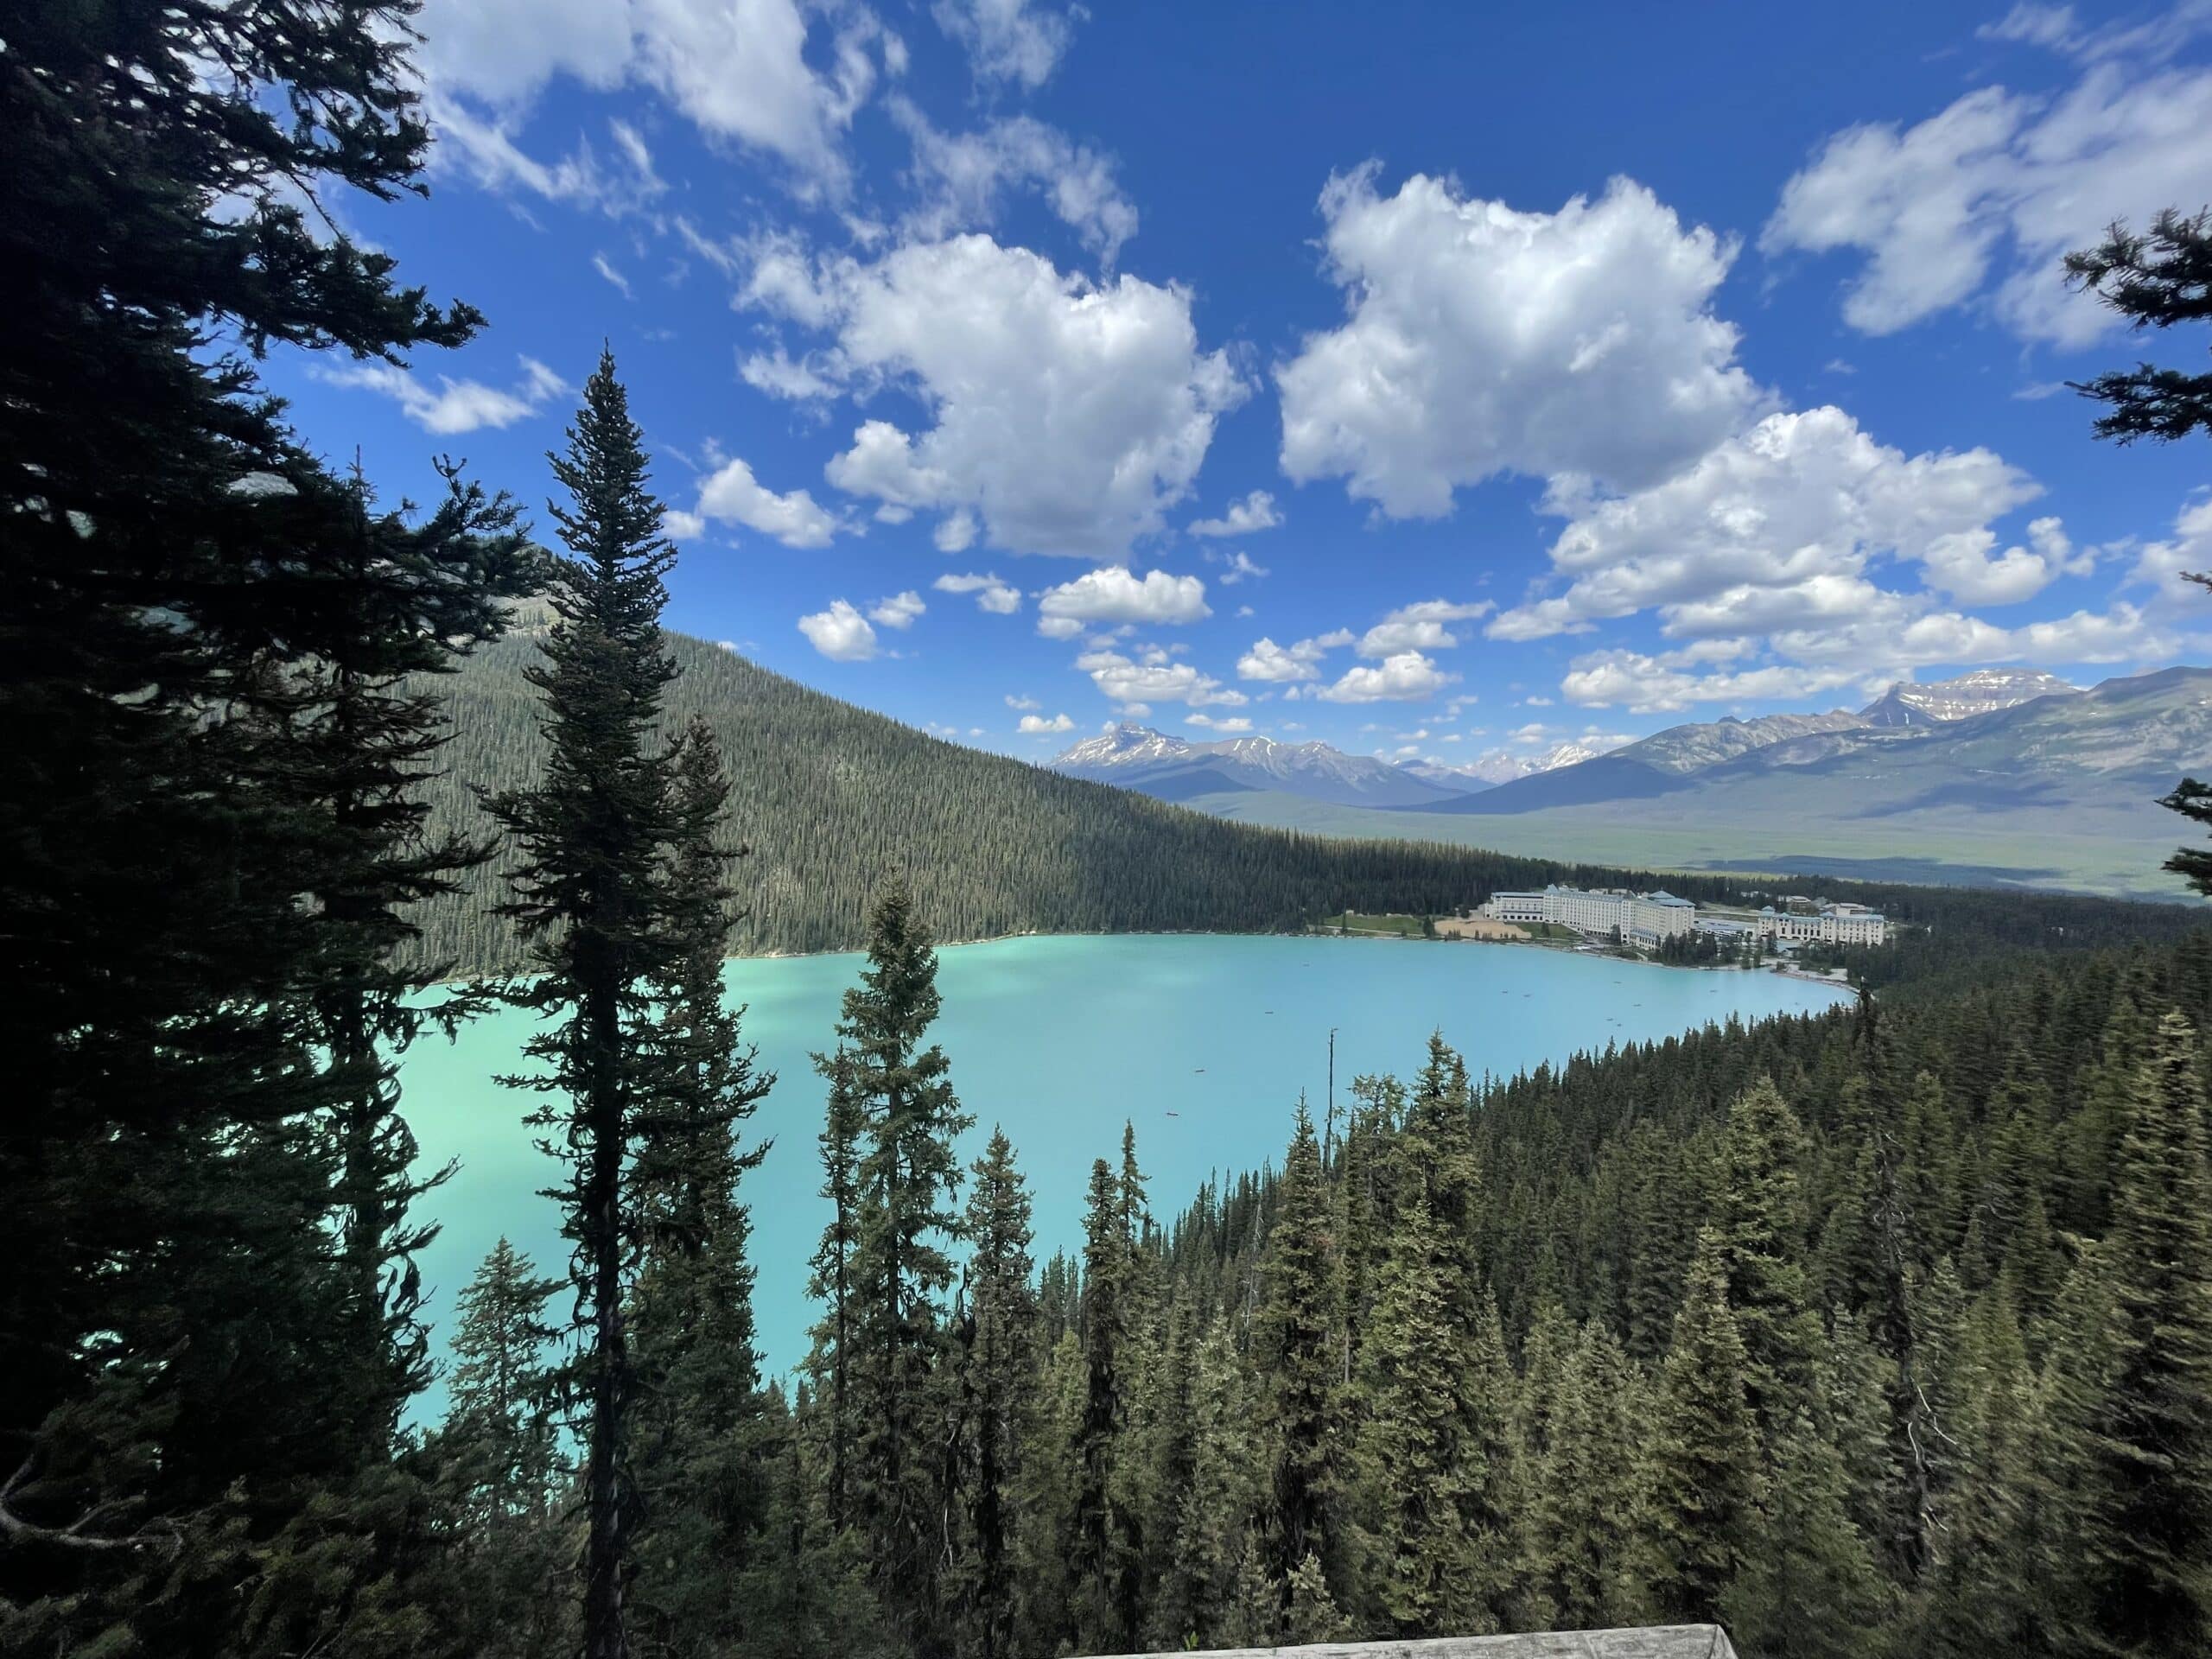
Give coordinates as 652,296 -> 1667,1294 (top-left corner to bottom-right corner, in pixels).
817,880 -> 974,1655
1356,1195 -> 1489,1636
955,1128 -> 1036,1659
483,352 -> 681,1659
1527,1323 -> 1643,1631
626,719 -> 775,1656
1,4 -> 520,1650
1714,1077 -> 1822,1431
2056,1009 -> 2212,1656
1641,1228 -> 1764,1625
435,1239 -> 570,1659
1069,1157 -> 1130,1649
2062,207 -> 2212,890
807,1049 -> 866,1528
2064,207 -> 2212,447
1256,1103 -> 1347,1608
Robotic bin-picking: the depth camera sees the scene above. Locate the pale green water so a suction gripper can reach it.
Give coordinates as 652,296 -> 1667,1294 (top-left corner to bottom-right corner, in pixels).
402,934 -> 1847,1413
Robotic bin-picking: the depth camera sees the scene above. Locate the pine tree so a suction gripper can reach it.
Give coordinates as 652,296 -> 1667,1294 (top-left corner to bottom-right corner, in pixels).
1014,1330 -> 1087,1652
2056,1010 -> 2212,1655
483,352 -> 682,1659
1148,1324 -> 1258,1650
443,1240 -> 567,1534
1356,1196 -> 1489,1635
1528,1323 -> 1643,1631
1395,1035 -> 1484,1304
957,1128 -> 1036,1659
435,1239 -> 571,1659
1715,1077 -> 1822,1431
1071,1145 -> 1140,1651
807,1049 -> 866,1527
820,879 -> 974,1654
626,720 -> 775,1656
2064,207 -> 2212,447
1725,1402 -> 1890,1659
1640,1229 -> 1764,1625
1256,1103 -> 1348,1607
1919,1286 -> 2050,1656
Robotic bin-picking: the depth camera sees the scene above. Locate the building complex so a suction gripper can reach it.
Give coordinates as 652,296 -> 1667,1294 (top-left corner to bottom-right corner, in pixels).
1480,886 -> 1698,944
1479,885 -> 1888,948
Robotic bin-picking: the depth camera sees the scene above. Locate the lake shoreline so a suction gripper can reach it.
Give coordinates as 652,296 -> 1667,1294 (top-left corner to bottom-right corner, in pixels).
442,924 -> 1859,1004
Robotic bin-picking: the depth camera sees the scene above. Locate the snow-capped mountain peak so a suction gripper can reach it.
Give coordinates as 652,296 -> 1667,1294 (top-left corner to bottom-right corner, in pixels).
1400,740 -> 1611,789
1048,725 -> 1467,807
1859,669 -> 2079,728
1051,723 -> 1195,769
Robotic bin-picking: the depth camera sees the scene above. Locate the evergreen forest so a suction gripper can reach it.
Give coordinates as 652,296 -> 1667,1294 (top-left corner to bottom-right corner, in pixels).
10,6 -> 2212,1659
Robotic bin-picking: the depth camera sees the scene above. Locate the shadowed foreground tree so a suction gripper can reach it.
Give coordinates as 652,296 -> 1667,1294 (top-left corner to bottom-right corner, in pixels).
0,3 -> 524,1653
483,351 -> 683,1659
2066,206 -> 2212,894
2066,206 -> 2212,447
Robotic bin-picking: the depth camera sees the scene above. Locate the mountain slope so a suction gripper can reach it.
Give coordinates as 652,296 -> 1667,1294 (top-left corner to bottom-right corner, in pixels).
1050,722 -> 1465,807
1161,668 -> 2210,898
412,627 -> 1735,971
1611,709 -> 1872,774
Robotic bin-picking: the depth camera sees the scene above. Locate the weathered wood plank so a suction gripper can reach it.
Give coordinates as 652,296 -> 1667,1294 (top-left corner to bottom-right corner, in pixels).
1090,1626 -> 1739,1659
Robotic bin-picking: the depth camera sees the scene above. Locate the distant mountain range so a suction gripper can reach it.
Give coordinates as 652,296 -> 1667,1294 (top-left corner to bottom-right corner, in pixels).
1050,668 -> 2209,898
1050,669 -> 2105,814
1050,723 -> 1469,807
1398,740 -> 1617,790
1411,667 -> 2126,818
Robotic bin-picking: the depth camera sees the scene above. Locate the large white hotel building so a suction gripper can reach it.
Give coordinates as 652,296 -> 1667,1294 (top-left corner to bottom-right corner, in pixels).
1481,886 -> 1889,948
1480,886 -> 1698,944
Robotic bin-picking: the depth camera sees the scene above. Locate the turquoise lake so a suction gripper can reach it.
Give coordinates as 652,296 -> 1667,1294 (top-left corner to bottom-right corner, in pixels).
403,933 -> 1847,1408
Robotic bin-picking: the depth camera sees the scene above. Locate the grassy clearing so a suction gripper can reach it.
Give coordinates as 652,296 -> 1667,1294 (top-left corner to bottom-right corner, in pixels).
1320,911 -> 1429,938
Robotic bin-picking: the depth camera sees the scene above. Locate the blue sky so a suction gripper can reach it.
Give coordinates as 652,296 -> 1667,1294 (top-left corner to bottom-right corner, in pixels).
269,0 -> 2212,772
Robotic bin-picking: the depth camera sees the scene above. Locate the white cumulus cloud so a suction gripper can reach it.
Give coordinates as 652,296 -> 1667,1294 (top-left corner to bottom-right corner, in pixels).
798,599 -> 878,661
1076,649 -> 1247,709
1236,631 -> 1353,683
868,590 -> 926,628
1311,651 -> 1459,703
1018,711 -> 1077,734
2133,493 -> 2212,603
416,0 -> 889,188
1357,599 -> 1496,658
760,236 -> 1243,556
936,571 -> 1023,613
1485,407 -> 2043,641
1035,566 -> 1210,631
1279,168 -> 1765,516
1187,490 -> 1285,538
316,355 -> 567,435
1764,57 -> 2212,345
684,454 -> 844,549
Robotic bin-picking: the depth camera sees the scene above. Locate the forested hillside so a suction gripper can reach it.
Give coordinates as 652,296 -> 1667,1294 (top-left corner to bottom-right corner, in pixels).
414,614 -> 2204,974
